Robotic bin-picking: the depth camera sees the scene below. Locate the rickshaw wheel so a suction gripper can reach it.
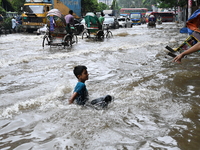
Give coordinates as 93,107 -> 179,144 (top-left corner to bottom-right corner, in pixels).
63,34 -> 72,48
82,30 -> 89,39
106,31 -> 113,38
96,30 -> 104,41
72,34 -> 78,44
42,35 -> 50,48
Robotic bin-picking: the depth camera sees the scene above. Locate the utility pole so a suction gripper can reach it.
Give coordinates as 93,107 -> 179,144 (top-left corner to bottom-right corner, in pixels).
188,0 -> 192,18
177,0 -> 181,23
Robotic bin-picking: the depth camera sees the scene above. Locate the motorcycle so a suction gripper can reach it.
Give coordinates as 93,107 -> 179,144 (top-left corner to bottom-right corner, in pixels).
157,19 -> 162,25
147,21 -> 156,28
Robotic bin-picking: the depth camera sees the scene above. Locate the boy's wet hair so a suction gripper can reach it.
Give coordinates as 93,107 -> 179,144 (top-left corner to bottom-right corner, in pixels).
69,10 -> 73,15
73,65 -> 87,78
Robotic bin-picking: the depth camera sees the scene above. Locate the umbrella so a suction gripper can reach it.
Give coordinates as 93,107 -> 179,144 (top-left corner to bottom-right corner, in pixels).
180,9 -> 200,34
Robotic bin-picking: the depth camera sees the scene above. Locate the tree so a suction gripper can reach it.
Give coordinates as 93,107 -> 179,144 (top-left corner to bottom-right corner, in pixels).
11,0 -> 25,13
82,0 -> 99,16
142,0 -> 158,10
98,2 -> 109,12
111,0 -> 120,10
0,0 -> 15,14
117,0 -> 158,9
117,0 -> 137,8
157,0 -> 187,8
0,6 -> 6,15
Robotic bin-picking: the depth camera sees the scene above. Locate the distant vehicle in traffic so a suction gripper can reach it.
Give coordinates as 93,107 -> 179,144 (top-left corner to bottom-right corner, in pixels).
103,9 -> 119,17
117,17 -> 132,28
103,16 -> 119,29
145,12 -> 175,22
120,8 -> 148,17
130,13 -> 142,25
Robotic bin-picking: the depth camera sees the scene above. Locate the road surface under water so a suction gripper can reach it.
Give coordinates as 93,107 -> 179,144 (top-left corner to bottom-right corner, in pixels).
0,23 -> 200,150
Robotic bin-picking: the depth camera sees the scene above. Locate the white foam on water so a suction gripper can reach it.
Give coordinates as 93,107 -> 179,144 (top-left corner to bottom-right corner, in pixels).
0,85 -> 70,118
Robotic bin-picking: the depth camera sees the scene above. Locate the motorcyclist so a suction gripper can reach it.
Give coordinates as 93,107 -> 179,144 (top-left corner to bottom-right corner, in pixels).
148,15 -> 156,27
157,15 -> 162,24
148,15 -> 156,22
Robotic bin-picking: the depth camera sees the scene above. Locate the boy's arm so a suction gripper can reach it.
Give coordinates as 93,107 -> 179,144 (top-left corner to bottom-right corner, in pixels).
173,42 -> 200,63
69,92 -> 78,104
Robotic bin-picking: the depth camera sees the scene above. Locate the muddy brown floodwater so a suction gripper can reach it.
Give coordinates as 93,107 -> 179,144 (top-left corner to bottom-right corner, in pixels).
0,23 -> 200,150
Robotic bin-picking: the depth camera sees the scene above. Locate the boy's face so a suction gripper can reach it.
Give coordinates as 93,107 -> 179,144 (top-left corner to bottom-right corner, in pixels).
78,69 -> 89,82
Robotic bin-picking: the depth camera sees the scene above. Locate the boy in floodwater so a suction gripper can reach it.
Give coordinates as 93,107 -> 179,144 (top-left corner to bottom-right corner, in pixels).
69,65 -> 112,108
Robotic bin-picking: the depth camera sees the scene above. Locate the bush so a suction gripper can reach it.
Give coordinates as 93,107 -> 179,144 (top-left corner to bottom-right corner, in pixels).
1,17 -> 12,29
0,7 -> 6,16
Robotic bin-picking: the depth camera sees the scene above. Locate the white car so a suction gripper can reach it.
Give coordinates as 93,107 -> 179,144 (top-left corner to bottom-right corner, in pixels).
81,18 -> 87,29
117,17 -> 132,28
37,24 -> 48,35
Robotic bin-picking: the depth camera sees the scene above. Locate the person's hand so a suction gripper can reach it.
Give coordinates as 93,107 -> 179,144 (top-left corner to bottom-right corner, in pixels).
68,99 -> 73,104
173,53 -> 184,63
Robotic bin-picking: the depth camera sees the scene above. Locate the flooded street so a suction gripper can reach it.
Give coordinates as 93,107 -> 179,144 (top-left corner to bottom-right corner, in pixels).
1,23 -> 200,150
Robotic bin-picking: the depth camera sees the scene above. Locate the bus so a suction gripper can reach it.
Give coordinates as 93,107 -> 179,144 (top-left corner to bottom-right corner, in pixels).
120,8 -> 148,16
145,12 -> 175,22
130,13 -> 142,25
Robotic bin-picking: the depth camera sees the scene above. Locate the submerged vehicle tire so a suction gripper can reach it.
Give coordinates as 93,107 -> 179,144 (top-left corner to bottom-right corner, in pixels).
82,30 -> 89,39
72,34 -> 78,44
96,30 -> 104,40
106,31 -> 113,38
42,35 -> 50,48
147,21 -> 156,28
63,34 -> 72,48
27,28 -> 35,33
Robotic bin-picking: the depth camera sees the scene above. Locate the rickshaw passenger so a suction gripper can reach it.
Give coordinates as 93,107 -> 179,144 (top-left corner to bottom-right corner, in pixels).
65,10 -> 75,35
99,12 -> 105,29
84,12 -> 101,30
94,12 -> 102,30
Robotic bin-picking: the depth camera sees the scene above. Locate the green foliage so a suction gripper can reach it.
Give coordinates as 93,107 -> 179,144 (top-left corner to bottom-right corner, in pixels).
118,0 -> 158,10
178,0 -> 187,7
98,2 -> 109,12
142,0 -> 158,9
118,0 -> 187,10
157,0 -> 187,8
118,0 -> 136,8
0,0 -> 25,14
157,0 -> 176,8
0,6 -> 6,15
82,0 -> 99,15
111,0 -> 120,10
1,0 -> 15,12
11,0 -> 25,13
1,17 -> 12,29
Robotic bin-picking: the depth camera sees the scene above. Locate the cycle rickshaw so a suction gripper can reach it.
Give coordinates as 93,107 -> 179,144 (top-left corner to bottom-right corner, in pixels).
42,9 -> 78,48
81,12 -> 113,41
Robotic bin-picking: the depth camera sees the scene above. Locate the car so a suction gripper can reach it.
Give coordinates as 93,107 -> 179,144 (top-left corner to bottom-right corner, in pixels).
117,17 -> 132,28
80,18 -> 87,29
38,24 -> 48,33
103,16 -> 119,29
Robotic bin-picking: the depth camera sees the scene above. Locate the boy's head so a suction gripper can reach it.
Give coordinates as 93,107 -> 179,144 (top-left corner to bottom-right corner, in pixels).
73,65 -> 88,80
69,10 -> 73,15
